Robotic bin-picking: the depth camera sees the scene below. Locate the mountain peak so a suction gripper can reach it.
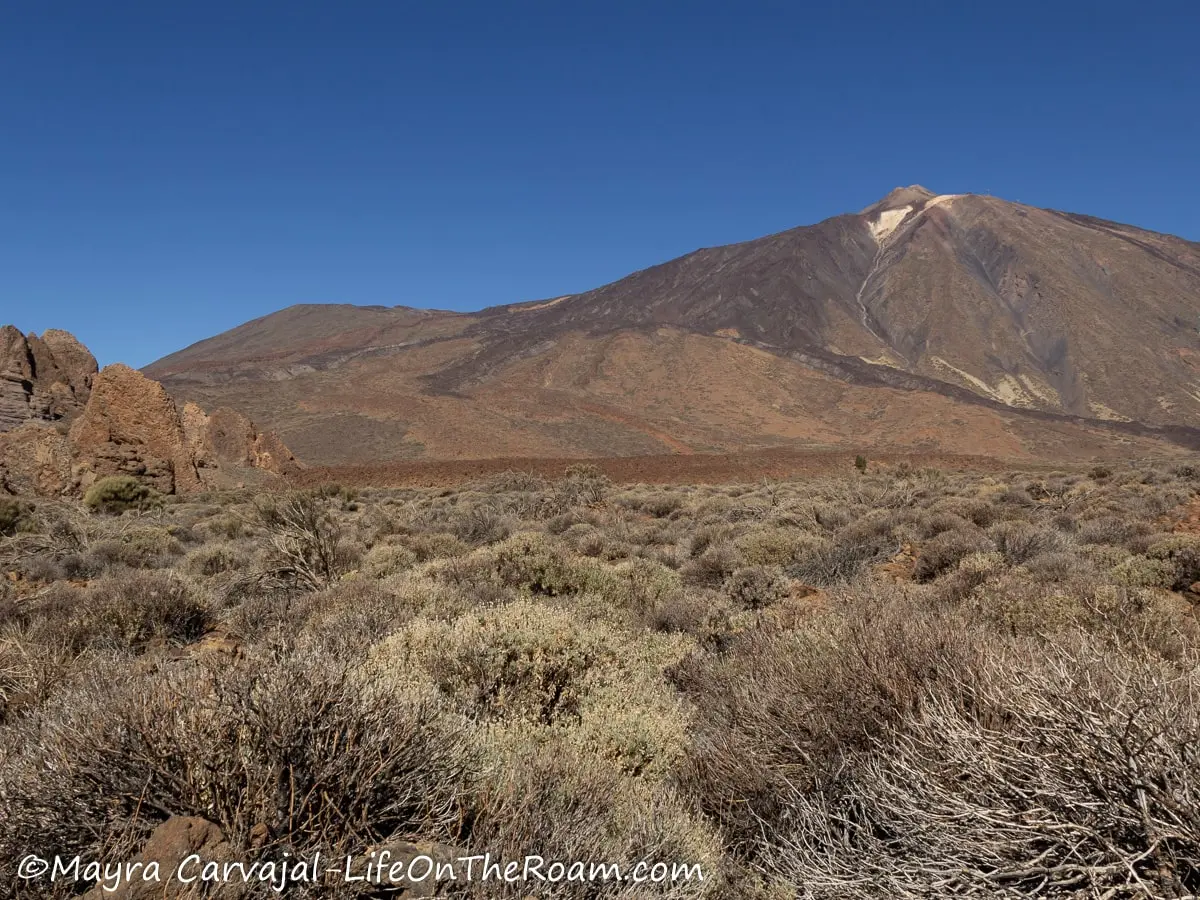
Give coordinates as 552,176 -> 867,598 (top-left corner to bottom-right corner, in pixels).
861,185 -> 936,215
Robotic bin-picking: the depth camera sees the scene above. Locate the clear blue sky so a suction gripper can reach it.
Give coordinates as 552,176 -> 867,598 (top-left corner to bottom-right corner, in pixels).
2,1 -> 1197,367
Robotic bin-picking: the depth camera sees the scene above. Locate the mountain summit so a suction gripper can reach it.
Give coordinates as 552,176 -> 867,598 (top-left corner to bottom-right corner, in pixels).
860,184 -> 937,215
146,188 -> 1200,465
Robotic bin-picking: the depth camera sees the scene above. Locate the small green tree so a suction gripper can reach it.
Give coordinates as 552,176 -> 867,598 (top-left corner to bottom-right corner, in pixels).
84,475 -> 160,515
854,454 -> 868,473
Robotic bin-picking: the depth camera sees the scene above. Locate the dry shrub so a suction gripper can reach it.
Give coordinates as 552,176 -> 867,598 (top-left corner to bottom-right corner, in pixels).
200,510 -> 246,540
735,527 -> 820,567
404,530 -> 469,561
254,491 -> 346,590
687,523 -> 735,558
265,579 -> 426,654
1111,554 -> 1178,589
809,502 -> 854,531
86,525 -> 184,570
601,557 -> 685,617
621,491 -> 684,518
643,590 -> 731,641
0,586 -> 97,724
464,738 -> 722,898
486,532 -> 606,597
554,464 -> 610,509
913,528 -> 995,581
917,511 -> 974,538
723,566 -> 789,609
0,640 -> 472,874
674,587 -> 984,849
379,601 -> 609,725
73,570 -> 213,652
1147,534 -> 1200,590
546,508 -> 595,535
788,533 -> 892,585
931,496 -> 996,528
682,542 -> 742,585
933,550 -> 1006,604
1078,514 -> 1149,547
996,485 -> 1035,507
83,475 -> 161,515
988,520 -> 1070,564
561,522 -> 606,556
763,636 -> 1200,898
963,571 -> 1194,659
450,501 -> 513,545
373,600 -> 694,780
182,542 -> 246,577
1079,542 -> 1133,569
360,541 -> 418,578
0,497 -> 31,536
1022,549 -> 1088,582
474,470 -> 548,493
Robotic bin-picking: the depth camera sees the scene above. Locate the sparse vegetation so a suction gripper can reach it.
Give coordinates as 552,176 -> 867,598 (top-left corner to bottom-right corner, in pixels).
82,474 -> 161,515
0,497 -> 29,536
4,460 -> 1200,897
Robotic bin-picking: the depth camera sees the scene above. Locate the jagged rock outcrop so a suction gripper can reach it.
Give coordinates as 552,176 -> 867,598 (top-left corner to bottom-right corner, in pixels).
181,402 -> 299,476
0,325 -> 96,431
0,328 -> 299,497
69,363 -> 203,494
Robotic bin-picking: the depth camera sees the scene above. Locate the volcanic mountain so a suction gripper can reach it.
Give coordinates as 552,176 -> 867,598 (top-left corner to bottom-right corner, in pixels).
145,187 -> 1200,465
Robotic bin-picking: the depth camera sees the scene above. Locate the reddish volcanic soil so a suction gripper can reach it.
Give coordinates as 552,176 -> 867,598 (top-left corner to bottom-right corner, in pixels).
290,449 -> 1060,489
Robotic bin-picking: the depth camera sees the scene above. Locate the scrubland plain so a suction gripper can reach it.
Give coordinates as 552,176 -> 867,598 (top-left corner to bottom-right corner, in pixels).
3,460 -> 1200,897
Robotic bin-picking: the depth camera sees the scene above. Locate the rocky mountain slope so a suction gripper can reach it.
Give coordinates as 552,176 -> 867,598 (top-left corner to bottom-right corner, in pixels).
145,187 -> 1200,465
0,328 -> 298,496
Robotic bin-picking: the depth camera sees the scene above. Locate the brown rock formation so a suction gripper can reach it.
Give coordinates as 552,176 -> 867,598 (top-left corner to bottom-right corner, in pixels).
0,329 -> 298,497
182,402 -> 299,475
69,363 -> 202,494
0,325 -> 96,431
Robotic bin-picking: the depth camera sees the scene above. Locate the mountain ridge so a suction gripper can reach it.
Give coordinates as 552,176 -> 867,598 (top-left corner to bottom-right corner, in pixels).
144,187 -> 1200,466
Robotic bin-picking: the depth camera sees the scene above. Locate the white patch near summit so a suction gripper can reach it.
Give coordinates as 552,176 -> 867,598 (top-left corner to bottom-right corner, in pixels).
926,194 -> 964,209
868,205 -> 912,242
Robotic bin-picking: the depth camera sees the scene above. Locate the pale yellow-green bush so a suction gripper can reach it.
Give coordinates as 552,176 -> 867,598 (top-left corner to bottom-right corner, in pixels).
735,527 -> 819,566
371,599 -> 694,778
1078,543 -> 1132,570
182,542 -> 244,577
484,531 -> 609,596
376,600 -> 612,725
465,737 -> 724,898
1111,554 -> 1177,589
1146,533 -> 1200,589
723,566 -> 789,610
360,542 -> 418,578
400,530 -> 469,561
